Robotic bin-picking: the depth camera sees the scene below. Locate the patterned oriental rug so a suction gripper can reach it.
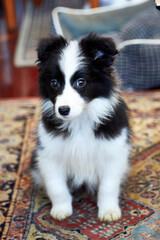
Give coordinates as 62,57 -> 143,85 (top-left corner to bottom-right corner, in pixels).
0,91 -> 160,240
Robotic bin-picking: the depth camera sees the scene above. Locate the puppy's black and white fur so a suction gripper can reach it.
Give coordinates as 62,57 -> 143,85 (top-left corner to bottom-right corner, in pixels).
32,33 -> 130,222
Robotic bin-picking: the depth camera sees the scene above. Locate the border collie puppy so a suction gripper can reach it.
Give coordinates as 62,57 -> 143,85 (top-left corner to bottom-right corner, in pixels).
32,33 -> 130,222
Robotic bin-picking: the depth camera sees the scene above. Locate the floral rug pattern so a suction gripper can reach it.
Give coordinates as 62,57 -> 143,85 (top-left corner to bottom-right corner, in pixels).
0,92 -> 160,239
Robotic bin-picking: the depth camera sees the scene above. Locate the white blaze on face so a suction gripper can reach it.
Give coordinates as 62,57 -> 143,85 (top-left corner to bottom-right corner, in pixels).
55,40 -> 86,120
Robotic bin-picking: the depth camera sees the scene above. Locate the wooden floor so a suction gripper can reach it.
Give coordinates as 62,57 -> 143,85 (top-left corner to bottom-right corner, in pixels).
0,10 -> 38,98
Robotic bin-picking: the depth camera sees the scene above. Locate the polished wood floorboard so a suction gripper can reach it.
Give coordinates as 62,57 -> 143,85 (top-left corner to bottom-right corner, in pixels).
0,16 -> 38,98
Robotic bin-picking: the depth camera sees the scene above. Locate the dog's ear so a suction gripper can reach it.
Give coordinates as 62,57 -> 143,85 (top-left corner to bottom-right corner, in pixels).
37,36 -> 67,65
80,33 -> 118,67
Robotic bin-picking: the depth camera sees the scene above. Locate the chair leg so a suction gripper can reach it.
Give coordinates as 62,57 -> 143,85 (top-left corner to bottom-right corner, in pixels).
32,0 -> 42,6
3,0 -> 17,31
89,0 -> 100,8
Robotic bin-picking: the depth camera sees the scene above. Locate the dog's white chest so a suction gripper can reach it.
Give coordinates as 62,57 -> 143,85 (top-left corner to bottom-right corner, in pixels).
38,119 -> 128,188
65,128 -> 99,186
39,119 -> 101,186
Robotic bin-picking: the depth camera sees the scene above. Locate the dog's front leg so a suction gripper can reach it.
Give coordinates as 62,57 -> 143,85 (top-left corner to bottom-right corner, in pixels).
98,154 -> 128,222
41,161 -> 72,220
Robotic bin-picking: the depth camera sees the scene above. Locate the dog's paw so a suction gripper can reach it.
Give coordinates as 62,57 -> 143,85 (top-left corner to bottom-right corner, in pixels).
50,203 -> 73,220
98,207 -> 121,222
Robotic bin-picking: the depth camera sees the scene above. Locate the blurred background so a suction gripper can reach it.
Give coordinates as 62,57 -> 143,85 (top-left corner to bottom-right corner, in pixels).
0,0 -> 160,98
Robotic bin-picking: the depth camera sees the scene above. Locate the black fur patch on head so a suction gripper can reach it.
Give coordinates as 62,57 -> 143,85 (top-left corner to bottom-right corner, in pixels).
94,98 -> 130,140
37,36 -> 68,100
37,36 -> 68,66
79,33 -> 118,69
78,33 -> 119,100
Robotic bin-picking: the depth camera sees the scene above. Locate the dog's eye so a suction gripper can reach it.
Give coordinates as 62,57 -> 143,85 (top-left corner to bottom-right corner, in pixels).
76,78 -> 86,88
50,79 -> 58,89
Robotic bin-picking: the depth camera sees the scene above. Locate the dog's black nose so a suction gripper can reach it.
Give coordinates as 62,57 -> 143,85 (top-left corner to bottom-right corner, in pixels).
58,106 -> 70,116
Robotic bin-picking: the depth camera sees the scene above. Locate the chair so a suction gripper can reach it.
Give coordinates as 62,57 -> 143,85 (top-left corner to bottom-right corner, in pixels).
52,0 -> 160,91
